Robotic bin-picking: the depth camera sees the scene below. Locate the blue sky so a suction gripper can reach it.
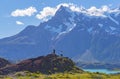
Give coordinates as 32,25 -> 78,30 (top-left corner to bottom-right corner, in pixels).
0,0 -> 119,39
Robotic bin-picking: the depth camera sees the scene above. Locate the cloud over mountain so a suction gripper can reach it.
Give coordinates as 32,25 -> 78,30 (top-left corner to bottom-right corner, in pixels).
10,3 -> 120,21
11,7 -> 37,17
36,7 -> 56,21
36,3 -> 120,21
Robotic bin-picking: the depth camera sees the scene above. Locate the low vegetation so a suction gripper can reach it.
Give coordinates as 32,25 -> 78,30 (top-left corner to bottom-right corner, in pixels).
0,71 -> 120,79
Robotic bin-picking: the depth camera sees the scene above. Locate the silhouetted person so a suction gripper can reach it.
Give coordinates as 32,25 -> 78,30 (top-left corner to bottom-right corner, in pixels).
53,49 -> 55,54
52,49 -> 56,54
60,54 -> 63,57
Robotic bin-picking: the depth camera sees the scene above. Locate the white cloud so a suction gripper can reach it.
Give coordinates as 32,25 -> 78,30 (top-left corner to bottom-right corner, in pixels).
11,7 -> 37,17
86,5 -> 120,17
36,7 -> 56,21
87,6 -> 105,17
16,21 -> 24,25
12,3 -> 119,21
101,5 -> 110,12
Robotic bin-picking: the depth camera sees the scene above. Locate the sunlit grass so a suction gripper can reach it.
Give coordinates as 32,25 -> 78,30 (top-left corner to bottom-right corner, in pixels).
1,71 -> 120,79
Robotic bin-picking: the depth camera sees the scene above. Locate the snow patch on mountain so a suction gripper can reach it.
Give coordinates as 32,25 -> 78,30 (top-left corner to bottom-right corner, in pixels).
55,12 -> 76,39
87,27 -> 93,32
55,22 -> 76,39
44,25 -> 51,29
45,25 -> 62,33
105,29 -> 110,33
108,15 -> 119,25
98,23 -> 103,28
109,26 -> 116,31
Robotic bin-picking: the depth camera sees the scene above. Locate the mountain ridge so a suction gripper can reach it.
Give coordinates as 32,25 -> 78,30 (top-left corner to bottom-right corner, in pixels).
0,5 -> 120,66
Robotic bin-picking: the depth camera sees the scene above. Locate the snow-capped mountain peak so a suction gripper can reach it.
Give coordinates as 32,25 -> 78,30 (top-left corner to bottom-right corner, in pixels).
37,3 -> 120,21
1,4 -> 120,64
43,5 -> 120,38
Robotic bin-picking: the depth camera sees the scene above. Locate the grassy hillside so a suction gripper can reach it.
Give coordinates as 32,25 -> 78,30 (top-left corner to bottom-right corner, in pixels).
1,71 -> 120,79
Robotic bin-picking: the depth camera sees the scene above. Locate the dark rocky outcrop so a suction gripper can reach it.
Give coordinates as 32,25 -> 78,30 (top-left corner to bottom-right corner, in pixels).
0,58 -> 11,68
0,50 -> 82,75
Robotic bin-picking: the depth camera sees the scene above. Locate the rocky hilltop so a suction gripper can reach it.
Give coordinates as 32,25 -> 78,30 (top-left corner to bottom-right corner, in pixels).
0,50 -> 82,75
